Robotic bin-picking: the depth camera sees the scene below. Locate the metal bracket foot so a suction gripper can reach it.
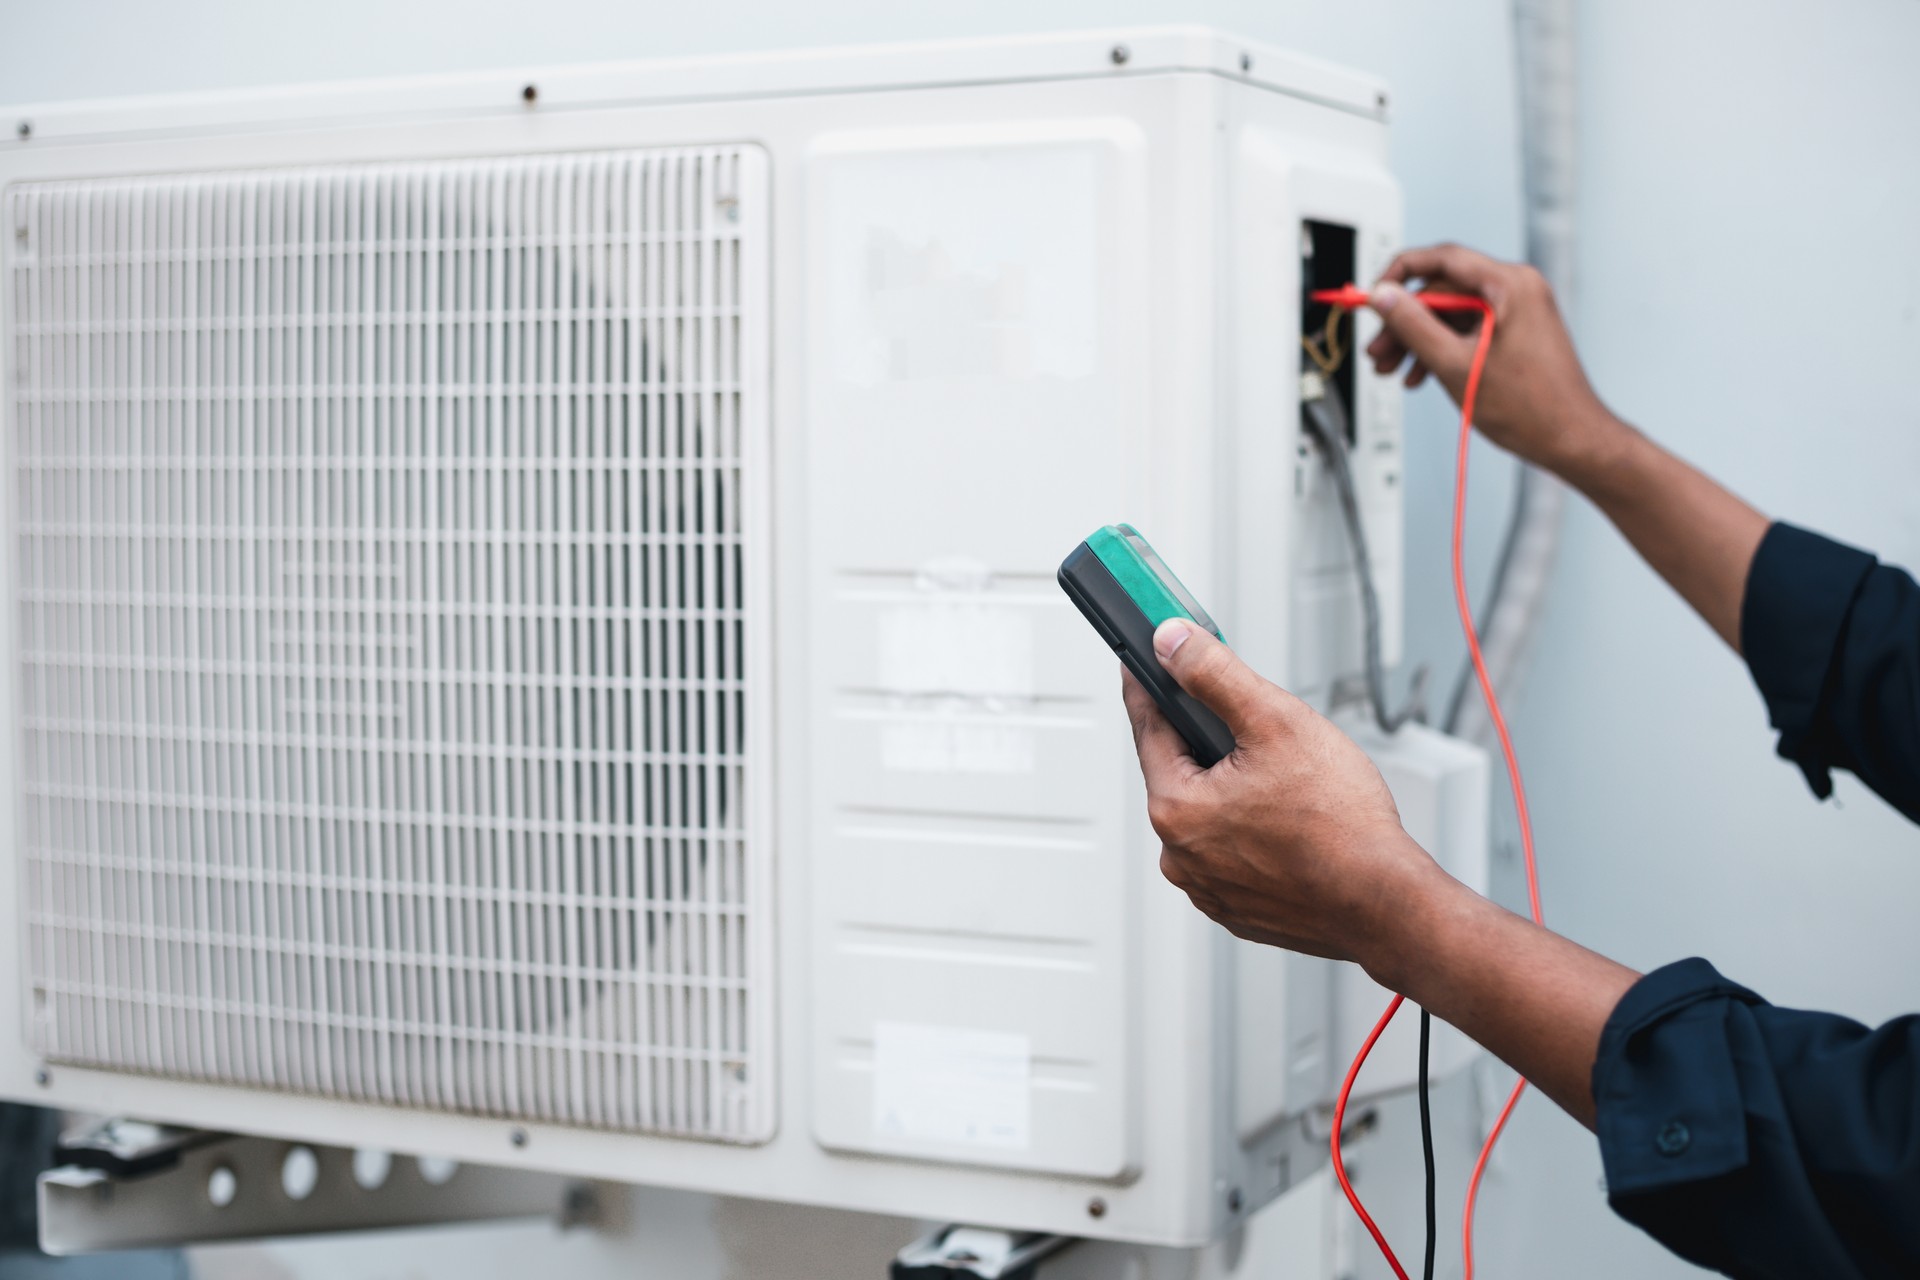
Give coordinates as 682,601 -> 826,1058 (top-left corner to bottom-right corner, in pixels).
892,1226 -> 1076,1279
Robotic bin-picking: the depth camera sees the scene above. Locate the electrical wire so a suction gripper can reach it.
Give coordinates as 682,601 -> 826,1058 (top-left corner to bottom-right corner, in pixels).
1446,302 -> 1543,1280
1301,339 -> 1336,377
1419,1008 -> 1437,1280
1440,477 -> 1527,734
1330,993 -> 1411,1280
1309,286 -> 1542,1280
1299,303 -> 1431,1267
1299,373 -> 1427,734
1301,321 -> 1339,379
1297,297 -> 1436,1258
1302,302 -> 1354,379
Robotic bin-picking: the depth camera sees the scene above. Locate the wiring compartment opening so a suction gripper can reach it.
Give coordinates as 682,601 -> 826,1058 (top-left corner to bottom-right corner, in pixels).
1301,219 -> 1358,439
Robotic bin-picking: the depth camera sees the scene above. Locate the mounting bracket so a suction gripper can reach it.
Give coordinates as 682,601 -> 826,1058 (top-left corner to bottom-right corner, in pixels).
37,1118 -> 615,1255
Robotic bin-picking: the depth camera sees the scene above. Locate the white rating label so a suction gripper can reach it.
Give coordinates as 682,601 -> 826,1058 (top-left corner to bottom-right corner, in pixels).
872,1022 -> 1031,1150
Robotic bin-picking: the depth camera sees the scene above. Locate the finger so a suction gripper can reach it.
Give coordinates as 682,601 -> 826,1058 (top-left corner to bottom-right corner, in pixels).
1366,328 -> 1407,371
1158,845 -> 1195,895
1405,361 -> 1429,390
1364,272 -> 1472,368
1150,619 -> 1277,744
1368,283 -> 1471,390
1379,243 -> 1504,293
1121,665 -> 1204,788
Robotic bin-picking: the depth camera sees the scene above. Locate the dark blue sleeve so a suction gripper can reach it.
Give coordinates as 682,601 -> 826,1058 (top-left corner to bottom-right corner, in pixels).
1593,959 -> 1920,1279
1741,522 -> 1920,823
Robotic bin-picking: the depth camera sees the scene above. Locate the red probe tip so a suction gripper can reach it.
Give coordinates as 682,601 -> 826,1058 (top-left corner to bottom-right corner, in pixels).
1309,283 -> 1372,308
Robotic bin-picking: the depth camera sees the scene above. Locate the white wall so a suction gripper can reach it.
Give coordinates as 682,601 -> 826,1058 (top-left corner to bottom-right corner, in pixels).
7,2 -> 1918,1278
1476,1 -> 1920,1276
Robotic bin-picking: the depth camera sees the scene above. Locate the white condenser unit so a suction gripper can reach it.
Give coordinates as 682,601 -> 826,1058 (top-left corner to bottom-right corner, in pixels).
0,28 -> 1447,1249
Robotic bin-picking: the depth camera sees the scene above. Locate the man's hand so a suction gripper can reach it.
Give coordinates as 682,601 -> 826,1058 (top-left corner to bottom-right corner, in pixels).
1122,616 -> 1445,972
1364,243 -> 1629,483
1121,614 -> 1641,1129
1367,240 -> 1768,652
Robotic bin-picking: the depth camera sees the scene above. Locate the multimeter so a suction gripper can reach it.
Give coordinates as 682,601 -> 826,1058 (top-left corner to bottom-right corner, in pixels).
1058,524 -> 1237,766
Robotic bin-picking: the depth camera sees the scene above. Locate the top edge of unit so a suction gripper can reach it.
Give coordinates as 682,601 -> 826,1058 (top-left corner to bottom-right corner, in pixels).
0,27 -> 1389,149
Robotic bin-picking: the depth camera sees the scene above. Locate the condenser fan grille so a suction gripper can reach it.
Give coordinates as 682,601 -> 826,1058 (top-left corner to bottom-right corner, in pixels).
5,147 -> 771,1140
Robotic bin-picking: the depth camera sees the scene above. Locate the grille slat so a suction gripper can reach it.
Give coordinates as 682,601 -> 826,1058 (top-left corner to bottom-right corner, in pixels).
8,147 -> 767,1140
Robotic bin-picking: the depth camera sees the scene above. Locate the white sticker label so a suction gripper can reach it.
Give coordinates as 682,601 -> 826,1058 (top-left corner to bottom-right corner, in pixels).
873,557 -> 1039,775
876,588 -> 1034,701
872,1022 -> 1031,1150
825,143 -> 1099,388
879,709 -> 1037,775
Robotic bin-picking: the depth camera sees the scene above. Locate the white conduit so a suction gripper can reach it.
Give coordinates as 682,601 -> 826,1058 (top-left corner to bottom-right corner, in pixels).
1445,0 -> 1577,742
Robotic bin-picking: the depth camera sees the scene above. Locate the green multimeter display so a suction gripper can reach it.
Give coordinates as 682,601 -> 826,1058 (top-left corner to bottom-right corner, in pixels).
1057,524 -> 1237,766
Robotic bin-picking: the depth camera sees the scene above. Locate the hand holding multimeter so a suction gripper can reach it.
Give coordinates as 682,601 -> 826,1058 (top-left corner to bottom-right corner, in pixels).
1062,519 -> 1420,958
1063,520 -> 1449,1280
1074,261 -> 1551,1280
1058,524 -> 1238,766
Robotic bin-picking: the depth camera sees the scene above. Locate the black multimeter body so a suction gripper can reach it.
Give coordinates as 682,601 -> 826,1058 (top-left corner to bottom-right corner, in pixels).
1057,525 -> 1237,767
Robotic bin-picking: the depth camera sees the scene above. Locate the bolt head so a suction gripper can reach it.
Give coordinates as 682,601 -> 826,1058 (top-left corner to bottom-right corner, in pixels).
1227,1187 -> 1244,1213
1240,53 -> 1253,73
15,121 -> 29,141
34,1068 -> 49,1086
1110,44 -> 1130,67
1086,1196 -> 1108,1219
510,1128 -> 529,1147
521,84 -> 538,105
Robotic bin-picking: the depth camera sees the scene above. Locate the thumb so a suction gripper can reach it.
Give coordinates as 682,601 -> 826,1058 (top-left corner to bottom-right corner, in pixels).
1152,618 -> 1273,743
1370,281 -> 1471,388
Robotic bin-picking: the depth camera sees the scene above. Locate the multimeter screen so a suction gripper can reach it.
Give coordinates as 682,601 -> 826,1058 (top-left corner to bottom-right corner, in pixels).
1121,526 -> 1222,637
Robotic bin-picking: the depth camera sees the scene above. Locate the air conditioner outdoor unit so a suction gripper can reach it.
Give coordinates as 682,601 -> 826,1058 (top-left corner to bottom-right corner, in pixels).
0,28 -> 1474,1251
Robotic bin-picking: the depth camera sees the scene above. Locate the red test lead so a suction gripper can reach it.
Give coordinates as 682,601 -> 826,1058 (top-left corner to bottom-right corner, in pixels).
1310,284 -> 1491,317
1311,283 -> 1541,1280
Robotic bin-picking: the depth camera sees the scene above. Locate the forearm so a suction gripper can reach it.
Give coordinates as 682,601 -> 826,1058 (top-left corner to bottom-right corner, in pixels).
1362,855 -> 1640,1129
1555,411 -> 1770,653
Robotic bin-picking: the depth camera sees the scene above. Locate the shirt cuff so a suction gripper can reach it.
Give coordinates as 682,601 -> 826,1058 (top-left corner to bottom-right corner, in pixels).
1592,958 -> 1764,1197
1740,522 -> 1879,799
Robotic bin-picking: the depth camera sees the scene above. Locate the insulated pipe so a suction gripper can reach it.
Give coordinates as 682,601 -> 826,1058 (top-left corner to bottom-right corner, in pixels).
1444,0 -> 1576,741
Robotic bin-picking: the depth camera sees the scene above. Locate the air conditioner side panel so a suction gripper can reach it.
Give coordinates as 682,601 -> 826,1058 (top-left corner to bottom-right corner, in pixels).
801,119 -> 1151,1180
